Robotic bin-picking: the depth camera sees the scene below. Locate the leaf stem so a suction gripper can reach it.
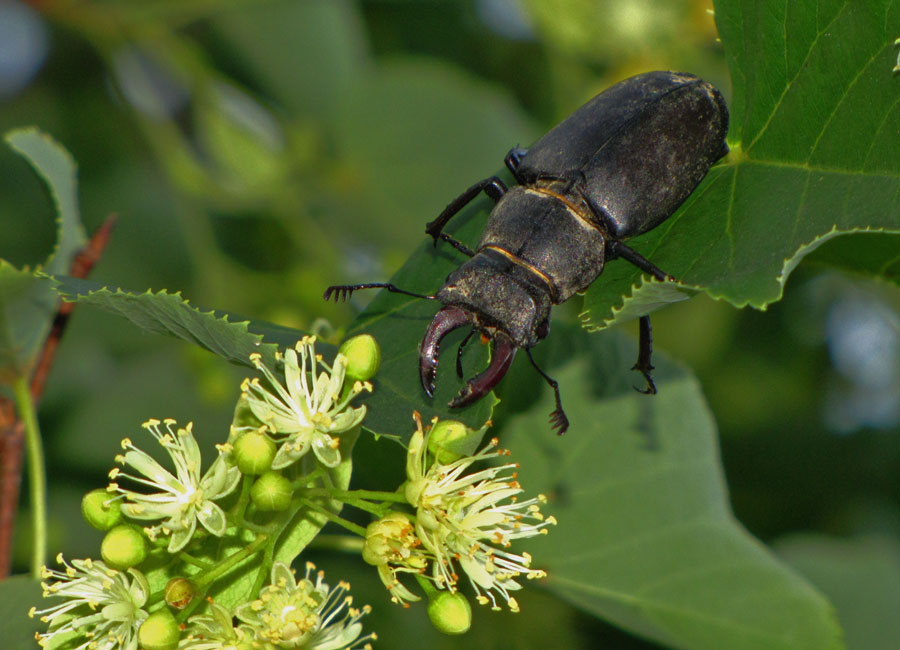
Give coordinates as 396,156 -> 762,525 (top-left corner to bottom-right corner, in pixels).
299,499 -> 367,537
14,376 -> 46,577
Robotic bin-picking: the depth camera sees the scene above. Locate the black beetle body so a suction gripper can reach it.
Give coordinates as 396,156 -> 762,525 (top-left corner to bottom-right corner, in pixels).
326,71 -> 729,433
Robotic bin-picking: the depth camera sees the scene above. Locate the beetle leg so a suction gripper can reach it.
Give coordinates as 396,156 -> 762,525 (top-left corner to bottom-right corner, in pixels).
504,147 -> 528,179
425,176 -> 508,243
448,337 -> 516,409
526,349 -> 570,435
606,240 -> 673,282
632,315 -> 658,395
323,283 -> 435,302
420,306 -> 471,397
455,328 -> 476,378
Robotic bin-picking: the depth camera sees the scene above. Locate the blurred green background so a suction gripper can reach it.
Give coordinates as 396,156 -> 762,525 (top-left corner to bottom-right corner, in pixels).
1,0 -> 899,648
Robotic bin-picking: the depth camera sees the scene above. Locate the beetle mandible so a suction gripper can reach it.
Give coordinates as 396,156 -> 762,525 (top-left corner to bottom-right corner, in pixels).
325,71 -> 729,434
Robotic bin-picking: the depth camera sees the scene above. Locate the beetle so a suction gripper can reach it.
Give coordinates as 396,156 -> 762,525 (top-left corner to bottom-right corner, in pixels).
325,71 -> 729,434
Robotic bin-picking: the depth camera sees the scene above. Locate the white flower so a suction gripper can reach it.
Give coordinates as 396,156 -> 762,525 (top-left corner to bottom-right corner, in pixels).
108,418 -> 241,553
405,414 -> 556,612
241,337 -> 370,469
31,555 -> 150,650
235,562 -> 375,649
179,601 -> 252,650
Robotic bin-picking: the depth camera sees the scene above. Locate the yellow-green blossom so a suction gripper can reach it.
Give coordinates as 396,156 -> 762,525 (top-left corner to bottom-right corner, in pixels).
235,562 -> 374,649
362,512 -> 432,607
405,414 -> 556,612
241,337 -> 370,469
108,419 -> 241,553
31,555 -> 150,650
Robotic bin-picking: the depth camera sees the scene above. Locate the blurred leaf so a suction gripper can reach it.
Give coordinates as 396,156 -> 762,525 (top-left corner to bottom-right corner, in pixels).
212,0 -> 367,118
0,128 -> 88,382
347,204 -> 495,439
0,262 -> 56,381
582,0 -> 900,330
4,127 -> 87,275
51,276 -> 284,369
777,534 -> 900,650
331,58 -> 536,252
0,575 -> 42,650
506,325 -> 842,650
804,232 -> 900,284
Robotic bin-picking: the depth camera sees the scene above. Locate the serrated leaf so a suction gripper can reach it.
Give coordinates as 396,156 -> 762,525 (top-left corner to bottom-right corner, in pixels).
582,0 -> 900,330
4,127 -> 87,275
51,276 -> 284,368
503,325 -> 842,650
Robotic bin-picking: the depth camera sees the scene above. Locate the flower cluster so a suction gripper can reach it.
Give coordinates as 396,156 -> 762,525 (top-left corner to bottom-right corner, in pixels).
181,562 -> 374,650
108,418 -> 241,553
367,414 -> 556,612
239,336 -> 370,469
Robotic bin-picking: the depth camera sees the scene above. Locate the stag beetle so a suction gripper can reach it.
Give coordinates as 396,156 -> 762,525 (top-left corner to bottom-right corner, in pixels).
325,71 -> 729,434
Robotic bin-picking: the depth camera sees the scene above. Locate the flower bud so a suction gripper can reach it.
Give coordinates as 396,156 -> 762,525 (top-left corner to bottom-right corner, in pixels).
81,488 -> 123,531
100,524 -> 148,570
427,419 -> 480,464
164,577 -> 198,610
138,608 -> 180,650
427,591 -> 472,635
250,471 -> 292,511
339,334 -> 381,381
232,430 -> 276,475
362,512 -> 423,567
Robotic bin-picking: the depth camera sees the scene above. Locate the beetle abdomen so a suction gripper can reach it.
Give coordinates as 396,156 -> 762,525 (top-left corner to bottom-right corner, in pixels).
516,71 -> 729,240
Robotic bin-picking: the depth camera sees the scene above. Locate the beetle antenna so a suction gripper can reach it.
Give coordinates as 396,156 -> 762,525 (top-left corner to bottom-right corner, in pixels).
525,349 -> 569,435
323,283 -> 436,302
455,328 -> 476,378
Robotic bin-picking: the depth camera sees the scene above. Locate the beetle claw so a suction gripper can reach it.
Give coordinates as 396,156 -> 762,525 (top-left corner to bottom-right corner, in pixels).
549,407 -> 570,435
631,364 -> 657,395
447,338 -> 516,409
420,306 -> 470,399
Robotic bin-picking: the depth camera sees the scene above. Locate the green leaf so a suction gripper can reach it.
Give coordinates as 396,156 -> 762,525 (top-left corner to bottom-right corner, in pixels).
0,575 -> 42,650
805,232 -> 900,283
4,127 -> 88,275
777,534 -> 900,650
0,129 -> 89,381
347,204 -> 495,439
582,0 -> 900,330
504,325 -> 842,650
0,263 -> 57,381
51,276 -> 284,368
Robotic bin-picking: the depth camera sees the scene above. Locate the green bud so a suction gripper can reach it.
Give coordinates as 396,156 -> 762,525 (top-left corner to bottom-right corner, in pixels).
428,419 -> 480,464
164,577 -> 198,610
339,334 -> 381,381
232,430 -> 276,475
100,524 -> 147,570
362,512 -> 422,567
250,471 -> 292,511
81,488 -> 123,531
138,608 -> 180,650
427,591 -> 472,635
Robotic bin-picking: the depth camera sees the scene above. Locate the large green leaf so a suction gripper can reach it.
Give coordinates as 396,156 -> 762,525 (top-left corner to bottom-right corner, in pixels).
582,0 -> 900,330
0,575 -> 42,650
503,325 -> 842,650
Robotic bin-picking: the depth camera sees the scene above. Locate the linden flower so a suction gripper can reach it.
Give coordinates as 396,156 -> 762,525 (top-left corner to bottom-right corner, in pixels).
235,562 -> 375,650
180,601 -> 253,650
404,414 -> 557,612
242,337 -> 370,469
108,418 -> 241,553
31,555 -> 149,650
362,512 -> 433,607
